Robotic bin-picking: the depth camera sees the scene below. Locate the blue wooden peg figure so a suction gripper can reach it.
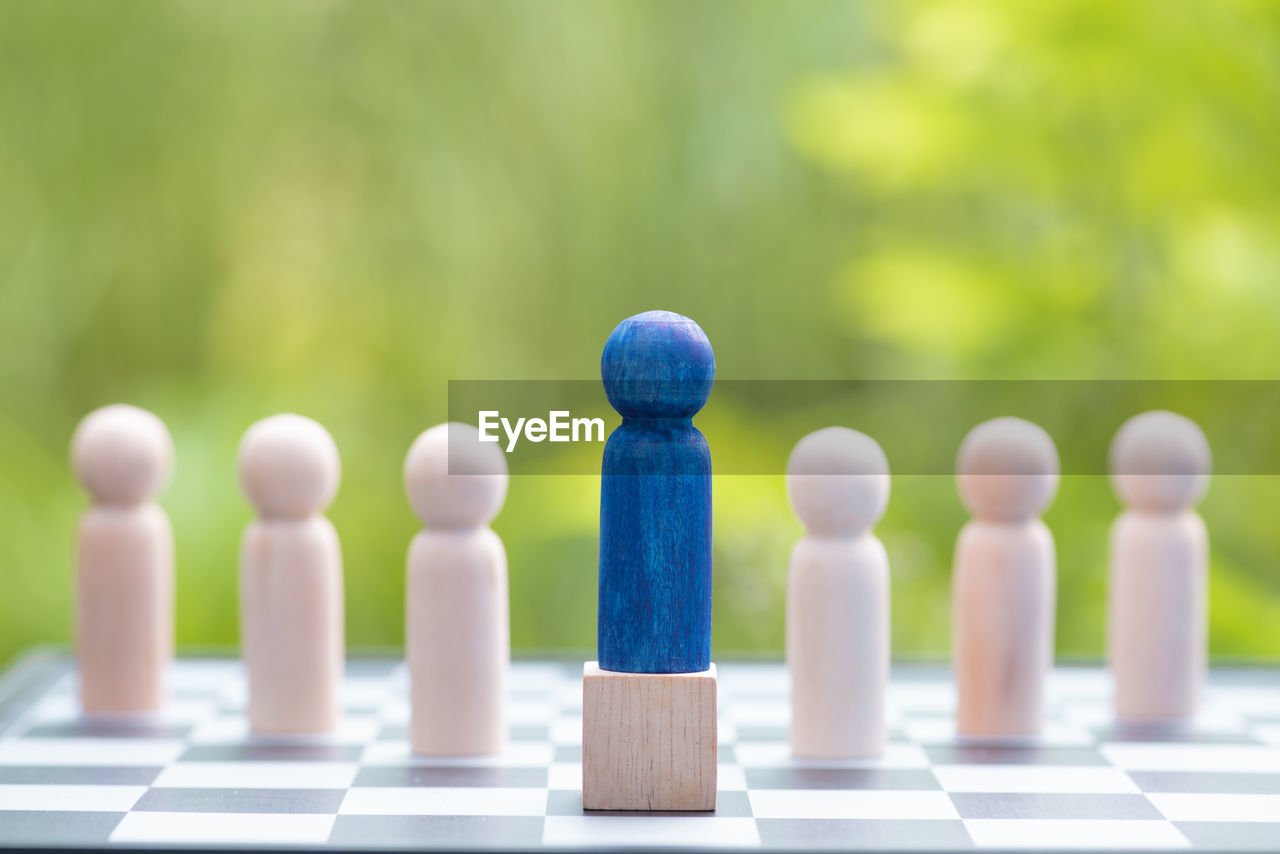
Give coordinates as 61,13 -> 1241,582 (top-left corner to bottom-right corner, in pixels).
597,310 -> 715,674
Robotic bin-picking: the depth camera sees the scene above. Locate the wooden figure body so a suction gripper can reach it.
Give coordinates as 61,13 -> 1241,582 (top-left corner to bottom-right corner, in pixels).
1108,410 -> 1210,725
953,416 -> 1059,740
597,311 -> 715,674
585,310 -> 718,811
786,426 -> 890,759
405,422 -> 510,756
72,404 -> 174,714
238,414 -> 344,735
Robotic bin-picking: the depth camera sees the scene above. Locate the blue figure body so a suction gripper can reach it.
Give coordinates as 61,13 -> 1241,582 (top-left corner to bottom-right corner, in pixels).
598,311 -> 715,674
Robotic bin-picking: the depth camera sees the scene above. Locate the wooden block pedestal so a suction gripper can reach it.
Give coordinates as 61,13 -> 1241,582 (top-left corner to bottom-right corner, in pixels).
582,662 -> 717,811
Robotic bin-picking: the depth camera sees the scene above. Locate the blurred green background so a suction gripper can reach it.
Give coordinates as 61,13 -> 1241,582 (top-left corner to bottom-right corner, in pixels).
2,0 -> 1278,668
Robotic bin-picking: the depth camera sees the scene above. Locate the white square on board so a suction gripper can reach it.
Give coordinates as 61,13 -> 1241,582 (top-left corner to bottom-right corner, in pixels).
1100,743 -> 1280,773
748,789 -> 959,821
932,765 -> 1140,794
733,741 -> 929,770
359,740 -> 554,768
963,819 -> 1190,849
0,738 -> 186,767
1147,793 -> 1280,822
339,786 -> 548,816
548,762 -> 581,791
110,812 -> 336,845
0,784 -> 146,812
542,816 -> 760,848
151,761 -> 358,789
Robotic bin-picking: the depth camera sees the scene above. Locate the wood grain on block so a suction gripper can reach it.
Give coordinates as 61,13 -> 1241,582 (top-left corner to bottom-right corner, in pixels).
582,662 -> 717,811
1109,410 -> 1210,724
786,426 -> 890,759
405,422 -> 510,757
953,417 -> 1058,740
597,311 -> 714,674
72,404 -> 175,714
238,414 -> 344,735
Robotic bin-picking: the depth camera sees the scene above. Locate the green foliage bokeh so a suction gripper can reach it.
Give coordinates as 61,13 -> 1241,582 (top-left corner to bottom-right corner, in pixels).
1,0 -> 1278,667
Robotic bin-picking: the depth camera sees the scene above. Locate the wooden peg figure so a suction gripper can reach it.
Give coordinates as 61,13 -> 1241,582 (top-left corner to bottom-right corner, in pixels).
1109,410 -> 1210,726
584,310 -> 718,812
953,416 -> 1059,740
238,414 -> 344,735
597,311 -> 715,674
72,404 -> 175,714
404,422 -> 510,756
786,427 -> 890,759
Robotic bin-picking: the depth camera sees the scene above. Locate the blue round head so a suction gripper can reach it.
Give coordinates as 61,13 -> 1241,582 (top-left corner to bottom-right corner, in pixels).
601,311 -> 715,419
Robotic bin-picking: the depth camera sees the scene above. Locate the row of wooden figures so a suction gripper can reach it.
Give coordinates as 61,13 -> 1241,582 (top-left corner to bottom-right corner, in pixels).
73,409 -> 507,755
788,411 -> 1209,757
71,404 -> 1208,758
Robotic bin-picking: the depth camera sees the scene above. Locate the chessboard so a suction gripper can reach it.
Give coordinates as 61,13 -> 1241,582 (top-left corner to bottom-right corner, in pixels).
0,654 -> 1276,852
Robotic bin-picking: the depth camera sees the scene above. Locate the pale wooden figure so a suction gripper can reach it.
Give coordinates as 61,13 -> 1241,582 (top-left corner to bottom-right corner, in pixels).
1109,410 -> 1210,726
238,414 -> 343,735
404,422 -> 510,756
786,426 -> 890,759
953,417 -> 1059,740
72,404 -> 175,714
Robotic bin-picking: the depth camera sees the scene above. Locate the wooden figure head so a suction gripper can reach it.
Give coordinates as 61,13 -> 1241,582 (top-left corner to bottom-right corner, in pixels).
404,421 -> 509,530
957,416 -> 1059,523
237,413 -> 340,520
787,426 -> 890,537
601,310 -> 715,420
1110,410 -> 1210,513
72,404 -> 173,507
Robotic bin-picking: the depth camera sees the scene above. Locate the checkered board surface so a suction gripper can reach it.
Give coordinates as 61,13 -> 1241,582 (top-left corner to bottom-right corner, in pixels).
0,656 -> 1276,852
